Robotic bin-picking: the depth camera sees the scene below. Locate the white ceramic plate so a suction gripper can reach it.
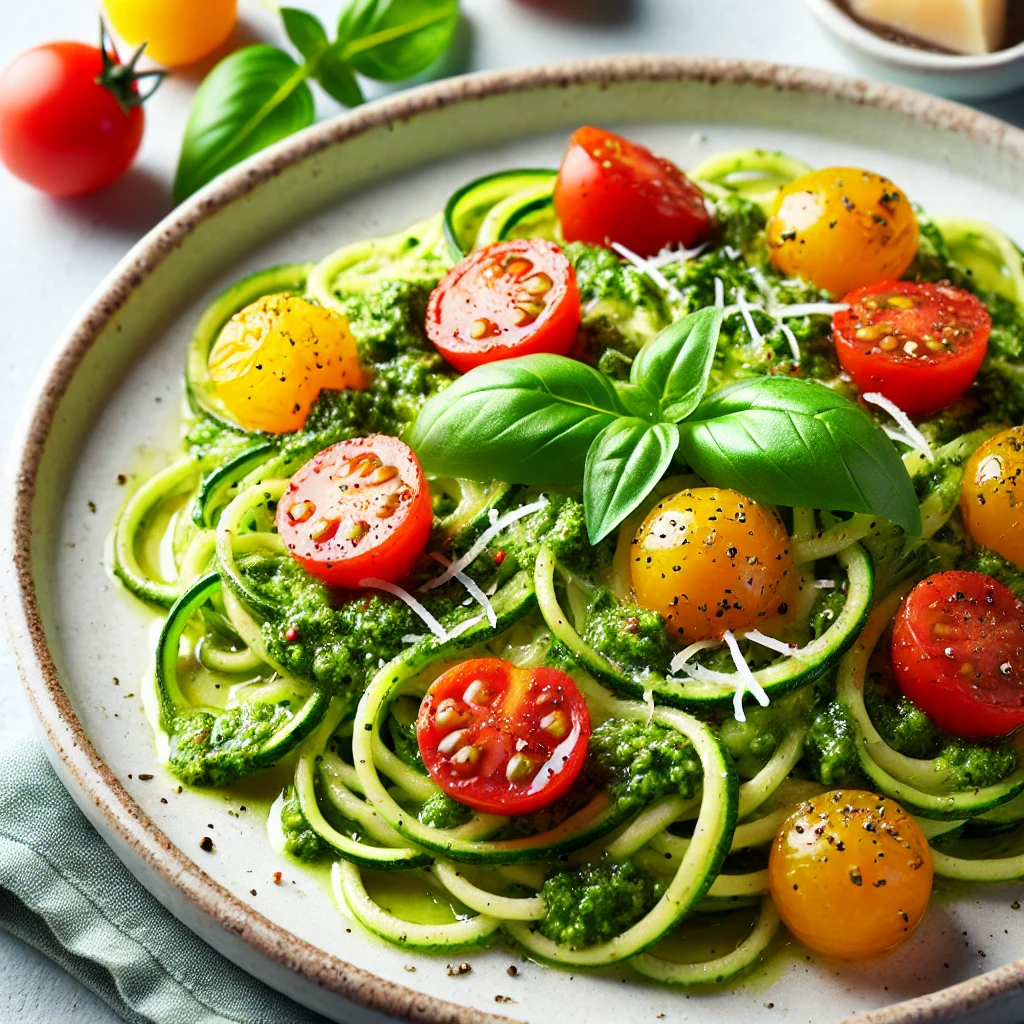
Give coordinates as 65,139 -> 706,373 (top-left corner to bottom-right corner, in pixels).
6,58 -> 1024,1024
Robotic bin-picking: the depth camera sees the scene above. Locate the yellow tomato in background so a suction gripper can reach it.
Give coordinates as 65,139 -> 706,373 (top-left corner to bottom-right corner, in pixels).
766,167 -> 918,298
103,0 -> 238,67
768,790 -> 933,959
961,426 -> 1024,569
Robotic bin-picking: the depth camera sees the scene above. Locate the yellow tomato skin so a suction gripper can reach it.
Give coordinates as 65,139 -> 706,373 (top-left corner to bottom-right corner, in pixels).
629,488 -> 797,642
961,426 -> 1024,568
767,167 -> 918,297
208,294 -> 366,434
104,0 -> 237,67
768,790 -> 933,960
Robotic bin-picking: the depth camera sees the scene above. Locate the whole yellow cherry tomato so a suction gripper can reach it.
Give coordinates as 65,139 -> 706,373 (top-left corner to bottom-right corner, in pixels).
961,426 -> 1024,568
629,487 -> 797,642
767,167 -> 918,297
103,0 -> 237,67
768,789 -> 933,959
208,293 -> 366,434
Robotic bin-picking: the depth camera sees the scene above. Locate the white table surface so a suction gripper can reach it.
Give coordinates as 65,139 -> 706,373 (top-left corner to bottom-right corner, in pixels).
2,2 -> 1023,1021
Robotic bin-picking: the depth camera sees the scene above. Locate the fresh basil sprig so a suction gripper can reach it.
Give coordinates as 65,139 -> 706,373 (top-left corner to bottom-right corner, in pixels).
409,306 -> 923,543
173,0 -> 459,202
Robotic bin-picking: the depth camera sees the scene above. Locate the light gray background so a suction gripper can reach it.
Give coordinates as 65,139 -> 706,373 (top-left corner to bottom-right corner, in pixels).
2,2 -> 1022,1021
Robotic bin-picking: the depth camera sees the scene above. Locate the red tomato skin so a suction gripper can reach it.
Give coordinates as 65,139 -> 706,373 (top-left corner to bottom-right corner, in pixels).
892,571 -> 1024,739
554,126 -> 711,256
416,658 -> 591,816
426,239 -> 580,373
0,43 -> 143,197
276,435 -> 432,590
833,280 -> 990,417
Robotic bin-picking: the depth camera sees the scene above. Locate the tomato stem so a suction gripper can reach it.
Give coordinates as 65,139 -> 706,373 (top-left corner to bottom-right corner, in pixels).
95,18 -> 166,115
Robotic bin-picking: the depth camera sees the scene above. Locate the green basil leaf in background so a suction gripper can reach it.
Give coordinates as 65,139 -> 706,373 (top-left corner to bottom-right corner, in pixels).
337,0 -> 460,81
407,354 -> 626,484
631,307 -> 723,422
315,46 -> 366,106
174,46 -> 314,202
281,7 -> 329,61
678,377 -> 922,534
584,419 -> 680,544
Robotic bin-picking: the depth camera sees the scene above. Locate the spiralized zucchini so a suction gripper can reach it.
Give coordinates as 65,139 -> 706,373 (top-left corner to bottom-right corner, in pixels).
113,143 -> 1024,986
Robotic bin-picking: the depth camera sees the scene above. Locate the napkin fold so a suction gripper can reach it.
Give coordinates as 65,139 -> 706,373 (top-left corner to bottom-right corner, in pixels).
0,733 -> 329,1024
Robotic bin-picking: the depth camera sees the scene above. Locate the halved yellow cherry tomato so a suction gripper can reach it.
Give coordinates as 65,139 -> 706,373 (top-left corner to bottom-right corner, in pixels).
103,0 -> 237,67
629,487 -> 797,642
961,426 -> 1024,569
769,790 -> 933,960
208,293 -> 366,434
767,167 -> 918,297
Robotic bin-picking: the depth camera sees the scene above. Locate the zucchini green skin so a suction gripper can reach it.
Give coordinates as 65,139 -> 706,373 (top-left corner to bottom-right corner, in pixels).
192,441 -> 277,528
536,542 -> 873,712
333,862 -> 501,953
112,458 -> 200,608
156,571 -> 329,777
294,702 -> 431,871
930,846 -> 1024,882
435,478 -> 522,555
443,168 -> 557,260
630,896 -> 781,986
185,263 -> 313,430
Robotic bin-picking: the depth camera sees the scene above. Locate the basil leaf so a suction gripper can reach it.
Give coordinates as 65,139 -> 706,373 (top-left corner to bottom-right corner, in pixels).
281,8 -> 329,61
316,48 -> 366,107
679,377 -> 922,534
584,419 -> 680,544
407,354 -> 626,484
337,0 -> 459,81
631,307 -> 723,422
174,46 -> 314,202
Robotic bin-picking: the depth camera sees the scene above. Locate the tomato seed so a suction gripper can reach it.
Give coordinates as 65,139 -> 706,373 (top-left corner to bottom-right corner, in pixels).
309,516 -> 340,542
288,500 -> 316,523
438,729 -> 469,755
522,273 -> 553,296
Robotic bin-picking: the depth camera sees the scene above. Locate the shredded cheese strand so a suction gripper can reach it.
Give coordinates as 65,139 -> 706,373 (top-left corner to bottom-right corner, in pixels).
723,629 -> 771,722
713,276 -> 725,310
669,638 -> 721,675
421,496 -> 549,592
778,320 -> 801,364
447,613 -> 485,639
430,552 -> 497,628
359,578 -> 448,641
774,302 -> 850,318
610,241 -> 683,302
649,242 -> 707,268
734,288 -> 763,346
741,629 -> 797,657
863,392 -> 933,461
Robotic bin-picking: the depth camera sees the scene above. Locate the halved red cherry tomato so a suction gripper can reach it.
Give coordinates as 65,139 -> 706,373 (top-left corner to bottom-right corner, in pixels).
891,571 -> 1024,739
832,280 -> 990,417
426,238 -> 580,373
276,435 -> 431,589
553,126 -> 711,256
416,658 -> 590,816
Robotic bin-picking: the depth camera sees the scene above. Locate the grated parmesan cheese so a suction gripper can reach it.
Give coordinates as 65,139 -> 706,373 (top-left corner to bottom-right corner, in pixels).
862,392 -> 933,461
360,578 -> 449,641
430,552 -> 497,628
421,496 -> 550,592
610,241 -> 683,302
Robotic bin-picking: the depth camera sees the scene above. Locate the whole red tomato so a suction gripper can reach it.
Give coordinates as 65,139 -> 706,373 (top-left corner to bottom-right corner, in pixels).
0,30 -> 162,197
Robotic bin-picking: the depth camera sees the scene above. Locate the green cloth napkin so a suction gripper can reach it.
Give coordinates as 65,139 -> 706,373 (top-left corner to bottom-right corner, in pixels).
0,733 -> 332,1024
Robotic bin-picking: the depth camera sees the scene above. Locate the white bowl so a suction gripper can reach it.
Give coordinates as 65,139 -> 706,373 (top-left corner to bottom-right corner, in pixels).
805,0 -> 1024,99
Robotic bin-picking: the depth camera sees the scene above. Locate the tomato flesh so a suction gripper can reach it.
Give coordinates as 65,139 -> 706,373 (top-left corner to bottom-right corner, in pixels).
892,571 -> 1024,739
426,238 -> 580,373
0,42 -> 143,196
276,435 -> 432,590
416,658 -> 590,816
833,280 -> 990,417
554,126 -> 711,256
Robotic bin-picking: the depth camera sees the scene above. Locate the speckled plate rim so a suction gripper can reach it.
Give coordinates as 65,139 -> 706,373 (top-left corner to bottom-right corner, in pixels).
5,55 -> 1024,1024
